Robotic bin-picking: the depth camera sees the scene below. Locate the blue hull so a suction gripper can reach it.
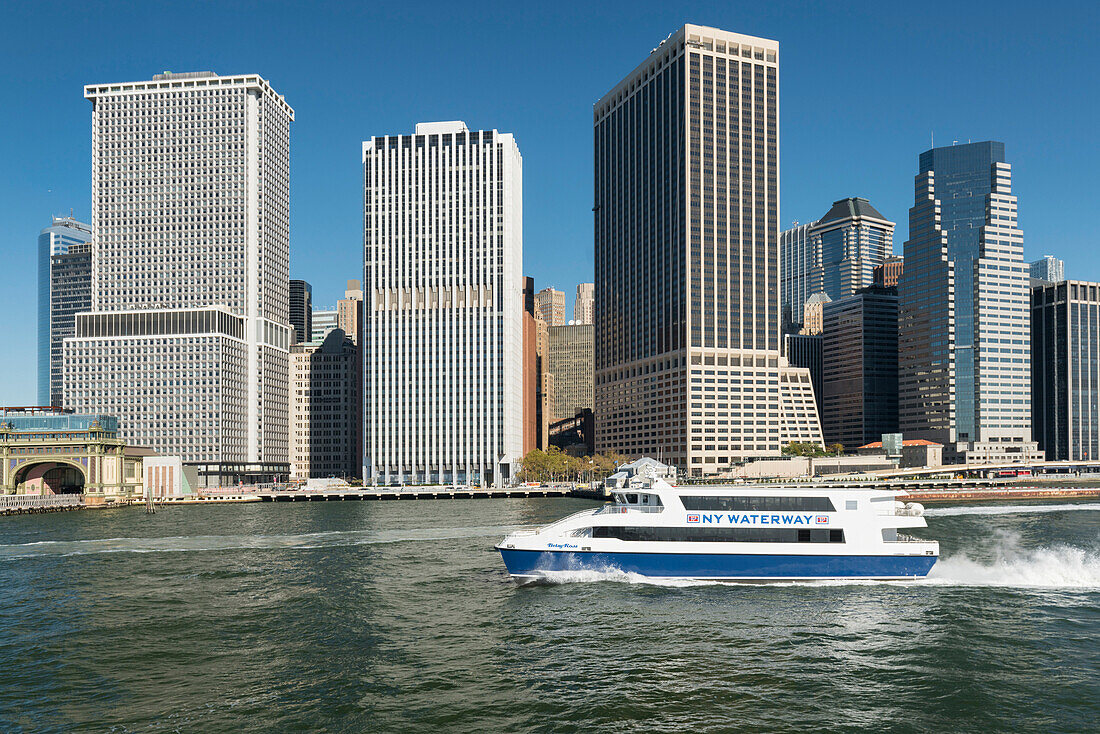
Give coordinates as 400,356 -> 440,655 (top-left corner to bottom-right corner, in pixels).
498,548 -> 937,580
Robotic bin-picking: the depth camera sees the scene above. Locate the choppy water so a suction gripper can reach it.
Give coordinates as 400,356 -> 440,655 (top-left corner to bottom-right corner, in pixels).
0,498 -> 1096,733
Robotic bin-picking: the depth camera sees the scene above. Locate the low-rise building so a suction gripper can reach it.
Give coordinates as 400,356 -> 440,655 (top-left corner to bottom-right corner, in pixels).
0,408 -> 150,501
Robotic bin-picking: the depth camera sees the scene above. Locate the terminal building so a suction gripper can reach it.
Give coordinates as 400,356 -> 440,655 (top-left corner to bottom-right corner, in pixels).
0,408 -> 151,501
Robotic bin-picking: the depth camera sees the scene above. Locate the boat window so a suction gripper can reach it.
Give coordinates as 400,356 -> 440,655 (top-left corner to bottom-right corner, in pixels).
613,493 -> 624,503
593,527 -> 845,543
846,500 -> 858,510
625,493 -> 638,504
681,496 -> 836,512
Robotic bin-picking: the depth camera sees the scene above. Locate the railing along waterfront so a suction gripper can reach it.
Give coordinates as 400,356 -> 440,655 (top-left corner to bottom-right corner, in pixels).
0,494 -> 84,510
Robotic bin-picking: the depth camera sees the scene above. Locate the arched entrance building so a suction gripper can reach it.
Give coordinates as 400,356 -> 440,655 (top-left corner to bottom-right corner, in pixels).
12,461 -> 86,494
1,408 -> 150,502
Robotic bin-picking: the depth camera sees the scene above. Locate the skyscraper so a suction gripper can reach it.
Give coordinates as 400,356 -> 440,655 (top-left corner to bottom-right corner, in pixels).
289,279 -> 313,344
779,198 -> 894,329
311,309 -> 338,342
547,323 -> 594,423
290,329 -> 360,479
821,287 -> 899,448
337,279 -> 363,346
38,215 -> 92,407
594,25 -> 822,475
898,141 -> 1040,463
1029,255 -> 1065,284
574,282 -> 594,324
535,287 -> 566,326
778,220 -> 818,329
64,71 -> 293,482
1031,280 -> 1100,461
362,121 -> 523,485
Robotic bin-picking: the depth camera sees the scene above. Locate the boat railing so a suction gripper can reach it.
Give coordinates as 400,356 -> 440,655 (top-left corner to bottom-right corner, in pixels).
594,505 -> 665,515
888,533 -> 926,543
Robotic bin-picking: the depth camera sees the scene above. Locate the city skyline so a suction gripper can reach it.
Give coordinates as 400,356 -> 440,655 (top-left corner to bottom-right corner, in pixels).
1,1 -> 1098,404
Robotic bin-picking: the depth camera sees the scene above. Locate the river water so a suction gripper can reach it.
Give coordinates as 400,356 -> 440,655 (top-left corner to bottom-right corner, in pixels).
0,498 -> 1096,733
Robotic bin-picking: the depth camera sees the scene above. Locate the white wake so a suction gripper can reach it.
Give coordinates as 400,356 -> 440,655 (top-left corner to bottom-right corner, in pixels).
925,502 -> 1100,517
0,525 -> 520,560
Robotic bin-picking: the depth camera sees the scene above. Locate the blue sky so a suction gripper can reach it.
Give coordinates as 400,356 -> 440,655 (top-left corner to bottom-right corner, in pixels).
1,0 -> 1097,404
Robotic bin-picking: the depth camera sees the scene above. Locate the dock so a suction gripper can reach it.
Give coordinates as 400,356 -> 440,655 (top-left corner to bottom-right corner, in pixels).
0,494 -> 85,516
255,486 -> 584,502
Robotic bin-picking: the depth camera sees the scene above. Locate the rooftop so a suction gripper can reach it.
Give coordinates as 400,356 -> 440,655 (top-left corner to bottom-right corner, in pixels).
818,197 -> 890,225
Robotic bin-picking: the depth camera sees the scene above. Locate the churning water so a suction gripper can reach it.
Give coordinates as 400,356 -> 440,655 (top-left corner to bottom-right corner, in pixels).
0,498 -> 1096,732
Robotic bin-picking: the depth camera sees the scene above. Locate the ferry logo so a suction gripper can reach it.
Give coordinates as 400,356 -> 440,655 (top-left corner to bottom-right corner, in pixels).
686,514 -> 701,523
815,515 -> 830,525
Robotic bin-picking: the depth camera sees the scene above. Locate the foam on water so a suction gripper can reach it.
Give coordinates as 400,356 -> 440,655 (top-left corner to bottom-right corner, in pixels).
925,502 -> 1100,517
0,525 -> 520,560
521,530 -> 1100,592
926,532 -> 1100,589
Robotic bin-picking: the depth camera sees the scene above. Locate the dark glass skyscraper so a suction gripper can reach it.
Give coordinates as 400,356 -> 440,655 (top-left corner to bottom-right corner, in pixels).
1031,281 -> 1100,461
821,287 -> 899,448
594,24 -> 822,474
289,279 -> 313,344
898,142 -> 1038,462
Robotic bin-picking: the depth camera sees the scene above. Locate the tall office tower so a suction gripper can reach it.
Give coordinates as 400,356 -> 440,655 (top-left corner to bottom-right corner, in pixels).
779,220 -> 818,329
780,198 -> 894,329
362,121 -> 523,485
535,287 -> 566,326
813,198 -> 893,300
783,333 -> 823,420
522,277 -> 537,454
65,72 -> 293,483
1029,255 -> 1064,284
1031,281 -> 1100,460
821,287 -> 899,448
574,282 -> 595,324
547,323 -> 595,423
898,141 -> 1040,463
535,314 -> 553,449
594,25 -> 822,475
337,279 -> 364,345
289,279 -> 313,344
38,216 -> 93,406
873,256 -> 903,288
311,309 -> 338,342
289,329 -> 361,479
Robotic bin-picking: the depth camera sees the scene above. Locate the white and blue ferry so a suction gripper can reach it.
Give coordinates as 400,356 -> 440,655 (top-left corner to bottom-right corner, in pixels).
497,461 -> 937,583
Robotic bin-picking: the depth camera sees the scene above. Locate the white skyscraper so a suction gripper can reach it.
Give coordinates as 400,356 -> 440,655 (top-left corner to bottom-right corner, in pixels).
362,121 -> 523,486
64,71 -> 293,483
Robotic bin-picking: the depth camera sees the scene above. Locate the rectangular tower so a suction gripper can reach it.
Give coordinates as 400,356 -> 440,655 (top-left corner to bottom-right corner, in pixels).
821,287 -> 899,448
65,72 -> 293,478
594,24 -> 822,476
1031,281 -> 1100,461
362,121 -> 523,486
898,141 -> 1039,462
289,279 -> 313,344
38,216 -> 92,407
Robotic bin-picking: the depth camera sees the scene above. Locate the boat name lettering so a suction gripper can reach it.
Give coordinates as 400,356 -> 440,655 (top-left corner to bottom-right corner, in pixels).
547,542 -> 578,549
686,513 -> 827,526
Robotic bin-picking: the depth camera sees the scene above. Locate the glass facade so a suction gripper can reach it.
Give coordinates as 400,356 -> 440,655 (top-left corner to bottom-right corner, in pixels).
900,141 -> 1031,452
37,218 -> 92,406
1032,281 -> 1100,460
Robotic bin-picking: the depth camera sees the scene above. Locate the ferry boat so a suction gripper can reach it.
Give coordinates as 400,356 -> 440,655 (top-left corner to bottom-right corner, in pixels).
496,460 -> 938,583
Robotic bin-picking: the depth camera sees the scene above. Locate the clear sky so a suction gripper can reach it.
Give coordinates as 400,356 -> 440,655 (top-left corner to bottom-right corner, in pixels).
1,0 -> 1097,404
